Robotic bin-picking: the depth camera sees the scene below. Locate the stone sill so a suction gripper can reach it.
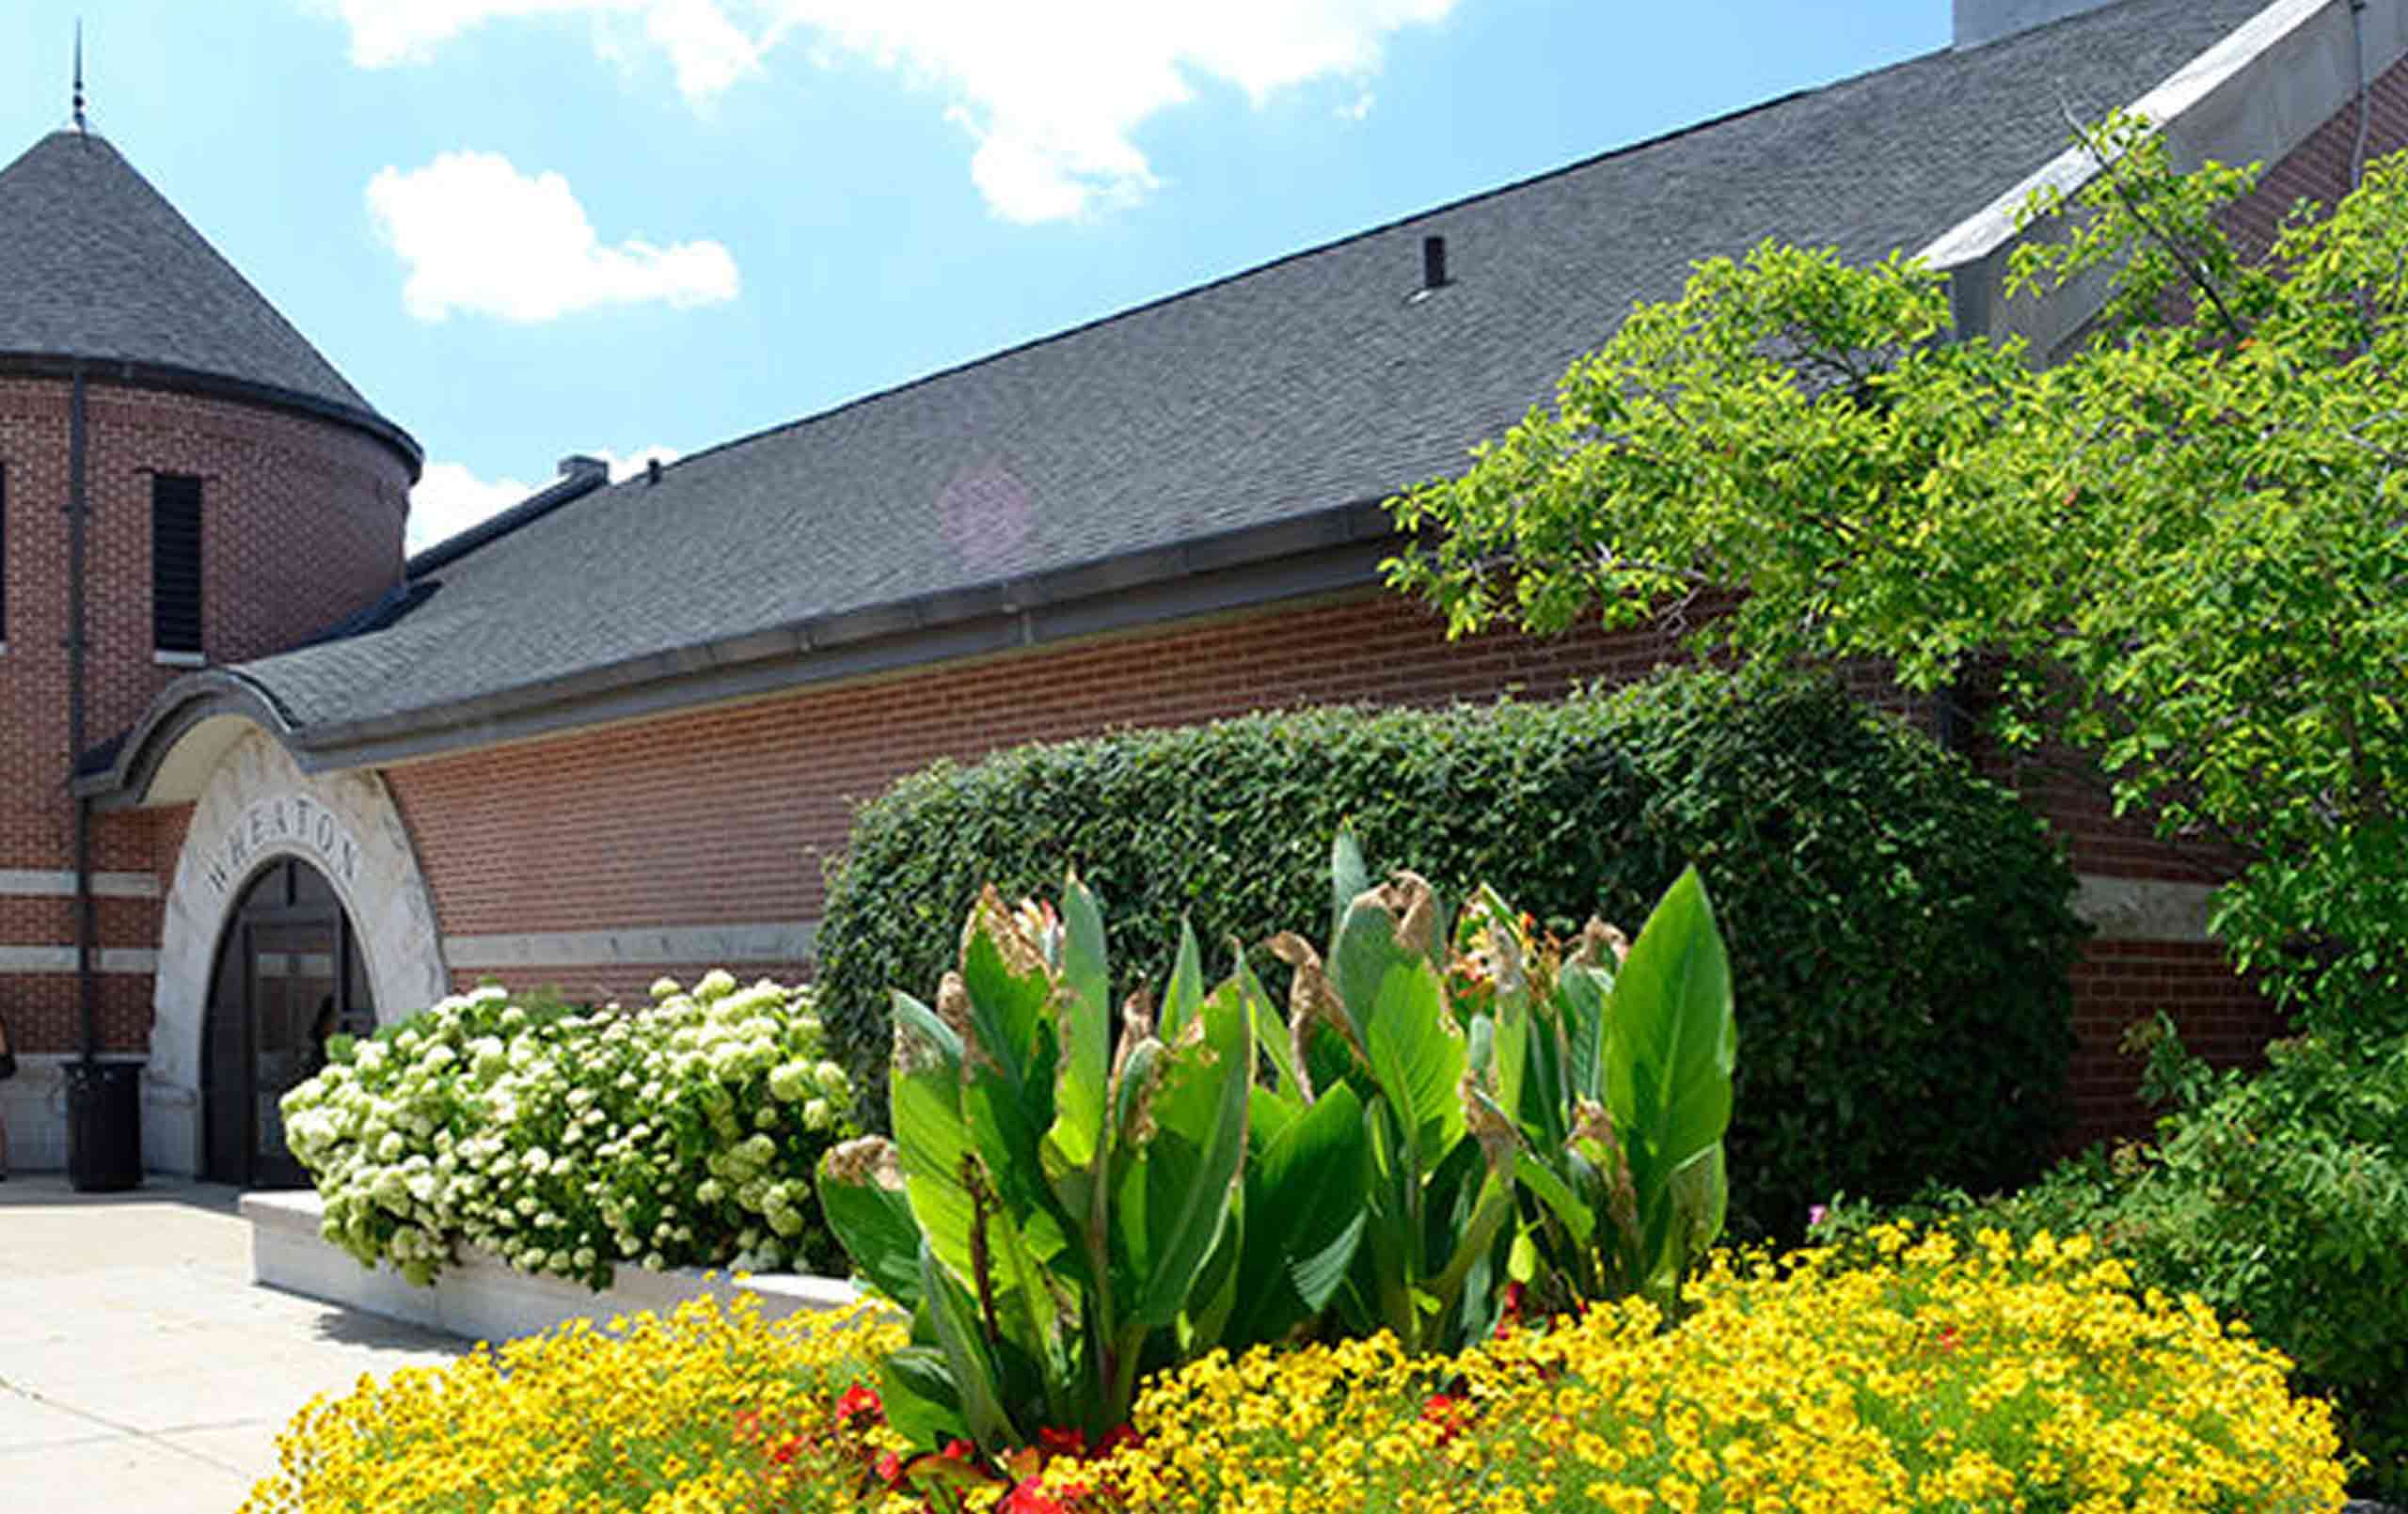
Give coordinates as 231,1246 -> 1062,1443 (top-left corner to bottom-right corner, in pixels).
242,1189 -> 865,1345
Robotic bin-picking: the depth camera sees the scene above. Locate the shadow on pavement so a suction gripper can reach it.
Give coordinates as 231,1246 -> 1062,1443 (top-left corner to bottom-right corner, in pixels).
0,1174 -> 244,1215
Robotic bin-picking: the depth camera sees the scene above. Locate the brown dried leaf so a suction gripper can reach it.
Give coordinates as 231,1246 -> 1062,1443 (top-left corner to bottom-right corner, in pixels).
823,1135 -> 905,1191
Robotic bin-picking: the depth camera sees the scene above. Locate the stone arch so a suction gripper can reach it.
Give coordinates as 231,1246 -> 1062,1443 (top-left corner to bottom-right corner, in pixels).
148,731 -> 447,1175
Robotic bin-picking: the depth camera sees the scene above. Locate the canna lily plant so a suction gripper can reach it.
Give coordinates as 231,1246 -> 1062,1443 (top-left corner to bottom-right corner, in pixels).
816,834 -> 1735,1454
815,876 -> 1368,1450
1449,865 -> 1737,1320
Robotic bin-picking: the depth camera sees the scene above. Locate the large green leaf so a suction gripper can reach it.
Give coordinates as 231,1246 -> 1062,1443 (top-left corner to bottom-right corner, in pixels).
1331,891 -> 1414,1050
876,1346 -> 968,1450
1329,827 -> 1371,946
1160,920 -> 1208,1038
919,1240 -> 1016,1449
1664,1143 -> 1728,1283
1116,979 -> 1253,1331
1234,950 -> 1306,1106
1044,875 -> 1113,1178
1558,963 -> 1612,1108
816,1144 -> 925,1310
1361,962 -> 1467,1174
959,1018 -> 1075,1275
1248,1083 -> 1300,1151
1514,1150 -> 1595,1246
888,990 -> 981,1288
1603,866 -> 1735,1180
1349,1099 -> 1418,1342
1227,1082 -> 1369,1348
959,923 -> 1053,1095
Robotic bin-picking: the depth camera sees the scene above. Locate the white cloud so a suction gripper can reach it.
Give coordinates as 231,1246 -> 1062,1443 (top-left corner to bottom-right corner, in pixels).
408,447 -> 682,554
369,150 -> 739,323
323,1 -> 1457,223
327,0 -> 760,100
592,444 -> 684,481
407,460 -> 535,553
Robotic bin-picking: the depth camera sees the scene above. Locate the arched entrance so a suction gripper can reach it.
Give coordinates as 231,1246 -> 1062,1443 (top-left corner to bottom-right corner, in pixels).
202,858 -> 378,1188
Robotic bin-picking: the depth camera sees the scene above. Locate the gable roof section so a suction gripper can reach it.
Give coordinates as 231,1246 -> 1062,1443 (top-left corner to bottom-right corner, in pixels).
0,131 -> 418,471
210,0 -> 2268,763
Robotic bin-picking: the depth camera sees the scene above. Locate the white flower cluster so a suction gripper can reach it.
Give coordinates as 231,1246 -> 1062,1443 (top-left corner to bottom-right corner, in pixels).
280,971 -> 857,1289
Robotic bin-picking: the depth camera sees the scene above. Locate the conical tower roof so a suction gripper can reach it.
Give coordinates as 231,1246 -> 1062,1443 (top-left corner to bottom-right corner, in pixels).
0,130 -> 417,470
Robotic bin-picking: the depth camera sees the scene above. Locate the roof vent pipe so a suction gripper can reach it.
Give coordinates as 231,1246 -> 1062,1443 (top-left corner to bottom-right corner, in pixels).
1953,0 -> 2121,49
646,456 -> 662,486
1421,234 -> 1449,291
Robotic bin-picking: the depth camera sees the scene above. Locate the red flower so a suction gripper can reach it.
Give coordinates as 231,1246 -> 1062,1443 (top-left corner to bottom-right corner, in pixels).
875,1450 -> 903,1487
1421,1392 -> 1470,1446
1937,1325 -> 1962,1353
1000,1476 -> 1068,1514
768,1437 -> 803,1465
1093,1424 -> 1141,1458
833,1383 -> 883,1426
733,1409 -> 762,1441
939,1438 -> 976,1464
1037,1425 -> 1086,1459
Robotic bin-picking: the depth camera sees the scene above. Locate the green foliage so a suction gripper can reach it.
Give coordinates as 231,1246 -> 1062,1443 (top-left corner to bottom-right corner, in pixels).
816,844 -> 1738,1452
818,668 -> 2083,1240
1386,117 -> 2408,1033
1811,1024 -> 2408,1500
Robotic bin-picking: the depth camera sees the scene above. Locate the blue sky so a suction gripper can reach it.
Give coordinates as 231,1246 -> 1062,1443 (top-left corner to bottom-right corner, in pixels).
1,1 -> 1944,549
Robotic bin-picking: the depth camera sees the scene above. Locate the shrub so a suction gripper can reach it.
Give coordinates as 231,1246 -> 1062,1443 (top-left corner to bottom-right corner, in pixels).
1813,1024 -> 2408,1501
282,971 -> 859,1287
819,667 -> 2085,1239
245,1235 -> 2350,1512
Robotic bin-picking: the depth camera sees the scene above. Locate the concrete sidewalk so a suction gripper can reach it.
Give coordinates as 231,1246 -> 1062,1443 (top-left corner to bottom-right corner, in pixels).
0,1175 -> 462,1513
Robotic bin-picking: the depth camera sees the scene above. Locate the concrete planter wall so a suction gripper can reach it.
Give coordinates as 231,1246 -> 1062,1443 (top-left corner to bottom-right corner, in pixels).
243,1190 -> 864,1344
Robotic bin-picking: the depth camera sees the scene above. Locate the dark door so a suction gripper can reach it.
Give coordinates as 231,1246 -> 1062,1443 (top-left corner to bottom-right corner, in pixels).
202,859 -> 376,1189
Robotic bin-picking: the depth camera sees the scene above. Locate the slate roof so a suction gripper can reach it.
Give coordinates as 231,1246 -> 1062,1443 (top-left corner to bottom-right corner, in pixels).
232,0 -> 2265,741
0,131 -> 412,461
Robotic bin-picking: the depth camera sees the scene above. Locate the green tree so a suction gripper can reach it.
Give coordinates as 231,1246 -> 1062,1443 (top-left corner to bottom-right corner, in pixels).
1386,117 -> 2408,1032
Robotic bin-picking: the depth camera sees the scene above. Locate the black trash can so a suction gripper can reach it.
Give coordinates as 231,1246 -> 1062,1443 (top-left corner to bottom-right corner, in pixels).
64,1060 -> 142,1192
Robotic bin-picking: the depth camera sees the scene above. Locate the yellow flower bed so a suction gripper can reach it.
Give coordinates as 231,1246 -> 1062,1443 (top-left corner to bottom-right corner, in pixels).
247,1229 -> 2351,1512
1081,1227 -> 2350,1513
241,1293 -> 907,1513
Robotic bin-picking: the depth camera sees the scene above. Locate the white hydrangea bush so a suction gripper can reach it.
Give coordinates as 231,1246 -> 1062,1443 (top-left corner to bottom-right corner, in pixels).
279,970 -> 857,1288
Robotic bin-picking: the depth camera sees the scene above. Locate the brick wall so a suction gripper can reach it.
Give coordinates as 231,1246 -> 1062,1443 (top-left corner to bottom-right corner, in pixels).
0,374 -> 411,1053
385,584 -> 2242,1144
2219,44 -> 2408,260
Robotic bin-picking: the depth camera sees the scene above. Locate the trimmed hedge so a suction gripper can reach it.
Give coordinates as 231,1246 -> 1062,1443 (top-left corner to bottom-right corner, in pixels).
816,668 -> 2085,1239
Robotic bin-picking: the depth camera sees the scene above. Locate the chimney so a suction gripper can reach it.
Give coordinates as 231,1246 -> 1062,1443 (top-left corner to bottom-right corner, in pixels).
1421,234 -> 1449,292
558,453 -> 608,485
1954,0 -> 2124,49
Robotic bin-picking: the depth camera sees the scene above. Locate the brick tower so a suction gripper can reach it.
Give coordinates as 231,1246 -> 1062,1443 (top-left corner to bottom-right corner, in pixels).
0,126 -> 419,1168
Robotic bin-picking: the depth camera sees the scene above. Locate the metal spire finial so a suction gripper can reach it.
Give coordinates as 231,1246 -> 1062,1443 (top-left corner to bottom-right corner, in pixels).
72,20 -> 87,134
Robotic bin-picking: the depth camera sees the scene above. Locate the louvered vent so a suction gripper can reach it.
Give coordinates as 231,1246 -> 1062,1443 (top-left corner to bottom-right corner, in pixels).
151,473 -> 204,654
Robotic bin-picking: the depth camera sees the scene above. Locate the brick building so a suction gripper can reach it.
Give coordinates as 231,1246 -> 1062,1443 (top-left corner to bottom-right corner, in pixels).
3,0 -> 2398,1179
